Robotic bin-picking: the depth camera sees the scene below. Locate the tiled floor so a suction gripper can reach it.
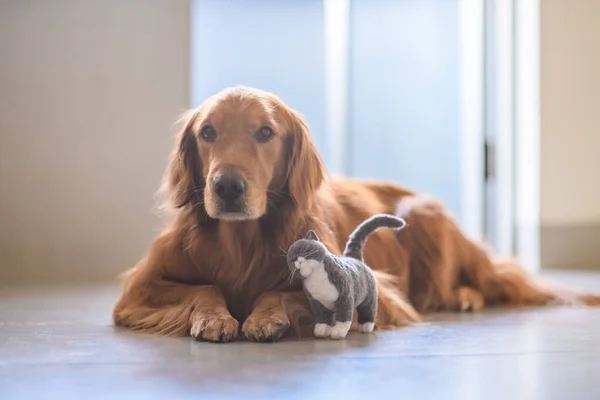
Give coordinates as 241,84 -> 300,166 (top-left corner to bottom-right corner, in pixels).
1,271 -> 600,400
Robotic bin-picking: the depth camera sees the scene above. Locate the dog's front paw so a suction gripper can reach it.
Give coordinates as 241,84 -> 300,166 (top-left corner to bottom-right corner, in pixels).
242,314 -> 290,342
190,312 -> 239,343
456,286 -> 484,312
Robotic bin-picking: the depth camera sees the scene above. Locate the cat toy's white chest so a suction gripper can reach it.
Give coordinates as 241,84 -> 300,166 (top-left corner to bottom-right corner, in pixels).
297,259 -> 339,309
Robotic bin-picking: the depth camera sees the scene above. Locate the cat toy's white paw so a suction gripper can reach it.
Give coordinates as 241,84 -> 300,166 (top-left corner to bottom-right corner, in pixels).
358,322 -> 375,333
314,323 -> 332,338
329,321 -> 351,340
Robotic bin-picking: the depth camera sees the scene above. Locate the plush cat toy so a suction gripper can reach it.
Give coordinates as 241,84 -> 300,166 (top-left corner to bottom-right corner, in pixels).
286,214 -> 407,340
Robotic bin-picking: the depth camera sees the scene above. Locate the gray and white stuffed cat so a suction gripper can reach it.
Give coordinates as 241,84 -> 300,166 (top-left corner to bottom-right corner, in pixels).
286,214 -> 407,340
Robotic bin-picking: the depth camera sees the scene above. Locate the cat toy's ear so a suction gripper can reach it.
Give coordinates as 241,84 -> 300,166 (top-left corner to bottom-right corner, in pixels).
305,230 -> 320,241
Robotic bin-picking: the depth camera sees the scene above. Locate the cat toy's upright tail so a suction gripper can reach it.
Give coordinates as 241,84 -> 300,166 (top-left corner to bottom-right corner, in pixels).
343,214 -> 407,261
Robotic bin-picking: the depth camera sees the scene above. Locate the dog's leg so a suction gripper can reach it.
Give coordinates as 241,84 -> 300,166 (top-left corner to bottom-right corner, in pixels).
397,195 -> 600,309
396,196 -> 461,312
373,270 -> 421,329
242,291 -> 313,342
114,263 -> 238,342
454,286 -> 485,312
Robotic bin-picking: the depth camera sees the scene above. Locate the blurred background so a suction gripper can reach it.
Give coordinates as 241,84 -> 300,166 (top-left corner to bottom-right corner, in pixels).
0,0 -> 598,285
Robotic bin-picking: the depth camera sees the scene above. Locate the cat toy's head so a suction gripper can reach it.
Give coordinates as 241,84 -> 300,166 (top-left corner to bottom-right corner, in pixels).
286,230 -> 328,278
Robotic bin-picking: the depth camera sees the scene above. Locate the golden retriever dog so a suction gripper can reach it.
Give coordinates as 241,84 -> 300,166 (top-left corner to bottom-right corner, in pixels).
113,86 -> 599,342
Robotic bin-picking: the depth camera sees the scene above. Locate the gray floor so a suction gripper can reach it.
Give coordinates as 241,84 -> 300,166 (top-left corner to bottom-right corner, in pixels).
1,271 -> 600,400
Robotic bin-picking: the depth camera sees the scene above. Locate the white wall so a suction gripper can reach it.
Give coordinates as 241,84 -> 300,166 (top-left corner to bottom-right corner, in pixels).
540,0 -> 600,269
0,0 -> 190,283
540,0 -> 600,225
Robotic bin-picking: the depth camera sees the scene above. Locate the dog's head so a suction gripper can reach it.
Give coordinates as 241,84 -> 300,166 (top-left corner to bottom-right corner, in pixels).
165,87 -> 324,221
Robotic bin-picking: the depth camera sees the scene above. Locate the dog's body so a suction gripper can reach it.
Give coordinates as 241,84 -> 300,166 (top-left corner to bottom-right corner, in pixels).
113,87 -> 600,342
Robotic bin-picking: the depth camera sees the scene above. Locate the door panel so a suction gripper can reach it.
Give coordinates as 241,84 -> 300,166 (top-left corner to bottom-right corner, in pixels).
349,0 -> 462,219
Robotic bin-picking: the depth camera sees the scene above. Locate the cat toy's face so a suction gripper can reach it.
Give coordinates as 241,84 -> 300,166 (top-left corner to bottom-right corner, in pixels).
286,231 -> 328,278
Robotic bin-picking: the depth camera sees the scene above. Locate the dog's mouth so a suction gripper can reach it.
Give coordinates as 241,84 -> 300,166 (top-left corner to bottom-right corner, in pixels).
212,200 -> 253,221
218,212 -> 251,221
213,207 -> 244,221
219,200 -> 243,213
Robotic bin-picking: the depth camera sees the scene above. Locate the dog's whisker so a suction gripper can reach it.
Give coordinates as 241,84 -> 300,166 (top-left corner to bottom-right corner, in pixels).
192,198 -> 205,210
267,190 -> 286,200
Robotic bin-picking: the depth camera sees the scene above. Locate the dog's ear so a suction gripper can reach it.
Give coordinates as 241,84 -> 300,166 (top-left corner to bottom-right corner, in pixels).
163,110 -> 203,209
285,109 -> 325,213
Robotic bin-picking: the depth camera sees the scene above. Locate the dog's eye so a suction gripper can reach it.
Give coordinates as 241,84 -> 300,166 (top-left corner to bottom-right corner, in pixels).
255,126 -> 274,142
200,125 -> 217,142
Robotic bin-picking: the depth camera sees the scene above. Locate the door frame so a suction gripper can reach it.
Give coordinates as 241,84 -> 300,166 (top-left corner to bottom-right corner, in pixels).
514,0 -> 541,273
460,0 -> 540,273
458,0 -> 486,241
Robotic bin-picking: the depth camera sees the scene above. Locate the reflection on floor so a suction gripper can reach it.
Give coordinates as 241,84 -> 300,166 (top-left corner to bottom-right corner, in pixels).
1,271 -> 599,400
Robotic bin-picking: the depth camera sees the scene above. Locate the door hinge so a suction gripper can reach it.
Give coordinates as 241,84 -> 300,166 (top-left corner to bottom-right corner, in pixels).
484,141 -> 495,181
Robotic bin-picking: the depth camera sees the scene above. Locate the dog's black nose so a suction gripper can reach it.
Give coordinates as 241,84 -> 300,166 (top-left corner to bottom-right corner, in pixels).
213,173 -> 246,202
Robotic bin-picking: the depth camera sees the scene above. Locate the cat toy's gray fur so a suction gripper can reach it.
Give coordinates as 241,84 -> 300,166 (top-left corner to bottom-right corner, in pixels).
286,214 -> 407,339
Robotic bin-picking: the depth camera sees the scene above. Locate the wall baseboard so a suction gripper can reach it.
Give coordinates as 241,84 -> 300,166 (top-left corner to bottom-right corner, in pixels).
541,223 -> 600,270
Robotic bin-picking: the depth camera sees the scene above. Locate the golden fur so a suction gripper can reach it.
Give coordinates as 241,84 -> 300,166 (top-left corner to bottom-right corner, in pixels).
113,86 -> 600,342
